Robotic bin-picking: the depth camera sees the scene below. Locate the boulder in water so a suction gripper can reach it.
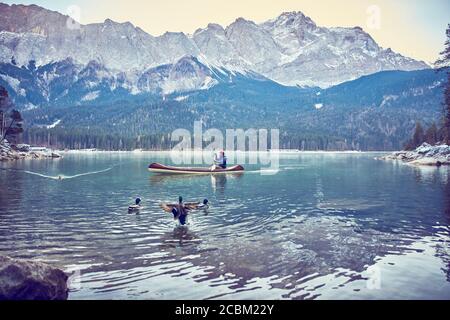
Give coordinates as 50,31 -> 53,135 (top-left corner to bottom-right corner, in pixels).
0,255 -> 68,300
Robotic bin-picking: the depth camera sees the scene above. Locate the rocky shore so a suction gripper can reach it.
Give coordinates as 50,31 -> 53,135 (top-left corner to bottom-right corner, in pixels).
0,255 -> 68,300
379,143 -> 450,166
0,139 -> 61,161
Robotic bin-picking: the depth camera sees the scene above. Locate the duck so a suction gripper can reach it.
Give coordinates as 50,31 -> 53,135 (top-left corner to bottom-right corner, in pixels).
128,197 -> 142,213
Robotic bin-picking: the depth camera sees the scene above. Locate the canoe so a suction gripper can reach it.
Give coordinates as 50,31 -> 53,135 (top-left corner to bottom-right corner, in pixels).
148,163 -> 244,174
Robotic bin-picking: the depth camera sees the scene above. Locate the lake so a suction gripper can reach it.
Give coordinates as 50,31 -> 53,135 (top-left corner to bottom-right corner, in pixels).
1,152 -> 450,299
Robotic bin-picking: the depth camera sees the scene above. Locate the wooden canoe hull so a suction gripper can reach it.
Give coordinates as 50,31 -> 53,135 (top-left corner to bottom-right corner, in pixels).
148,163 -> 244,175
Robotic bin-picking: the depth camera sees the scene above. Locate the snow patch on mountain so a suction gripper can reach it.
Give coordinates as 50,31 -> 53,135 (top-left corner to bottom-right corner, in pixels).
0,74 -> 21,93
314,103 -> 323,109
379,95 -> 399,108
82,90 -> 100,101
46,119 -> 61,128
174,95 -> 189,101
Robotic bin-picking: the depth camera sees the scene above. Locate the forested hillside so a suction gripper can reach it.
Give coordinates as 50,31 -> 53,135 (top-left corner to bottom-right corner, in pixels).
20,69 -> 446,151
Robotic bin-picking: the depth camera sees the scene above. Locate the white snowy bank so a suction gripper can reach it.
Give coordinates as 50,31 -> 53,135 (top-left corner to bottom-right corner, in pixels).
379,143 -> 450,166
0,140 -> 62,161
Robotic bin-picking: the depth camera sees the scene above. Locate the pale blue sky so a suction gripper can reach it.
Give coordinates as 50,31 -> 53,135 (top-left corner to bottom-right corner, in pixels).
3,0 -> 449,63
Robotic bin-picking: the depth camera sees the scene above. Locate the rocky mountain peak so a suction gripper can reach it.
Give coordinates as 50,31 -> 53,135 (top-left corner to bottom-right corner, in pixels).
275,11 -> 316,26
0,3 -> 430,92
226,17 -> 259,34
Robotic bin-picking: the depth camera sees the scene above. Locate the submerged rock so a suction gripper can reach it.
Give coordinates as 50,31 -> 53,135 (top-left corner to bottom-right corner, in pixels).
0,255 -> 68,300
379,143 -> 450,166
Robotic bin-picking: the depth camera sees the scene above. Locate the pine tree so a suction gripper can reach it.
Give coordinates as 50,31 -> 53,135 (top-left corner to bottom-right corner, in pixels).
413,122 -> 424,148
0,86 -> 24,144
6,110 -> 24,143
435,24 -> 450,144
0,86 -> 11,139
425,122 -> 438,145
405,122 -> 425,150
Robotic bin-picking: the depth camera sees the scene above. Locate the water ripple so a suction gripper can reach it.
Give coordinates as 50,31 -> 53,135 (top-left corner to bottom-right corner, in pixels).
1,152 -> 450,299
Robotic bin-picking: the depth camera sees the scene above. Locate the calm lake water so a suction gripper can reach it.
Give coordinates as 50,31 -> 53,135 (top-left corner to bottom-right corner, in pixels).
1,152 -> 450,300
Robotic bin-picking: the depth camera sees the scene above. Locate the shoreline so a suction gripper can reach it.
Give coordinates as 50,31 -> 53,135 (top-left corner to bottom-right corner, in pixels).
0,140 -> 62,162
60,149 -> 389,154
1,140 -> 393,161
378,143 -> 450,167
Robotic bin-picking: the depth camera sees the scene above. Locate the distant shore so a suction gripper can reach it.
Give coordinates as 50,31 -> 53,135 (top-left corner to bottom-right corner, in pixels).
1,142 -> 391,161
60,149 -> 387,153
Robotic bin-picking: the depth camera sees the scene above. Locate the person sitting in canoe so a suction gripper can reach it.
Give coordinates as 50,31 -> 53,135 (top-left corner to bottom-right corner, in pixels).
211,150 -> 227,171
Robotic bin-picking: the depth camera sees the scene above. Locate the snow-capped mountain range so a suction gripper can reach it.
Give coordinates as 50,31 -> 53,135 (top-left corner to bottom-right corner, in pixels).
0,2 -> 429,104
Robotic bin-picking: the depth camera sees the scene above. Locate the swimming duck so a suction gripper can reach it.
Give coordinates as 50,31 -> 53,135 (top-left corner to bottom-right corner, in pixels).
128,197 -> 142,213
